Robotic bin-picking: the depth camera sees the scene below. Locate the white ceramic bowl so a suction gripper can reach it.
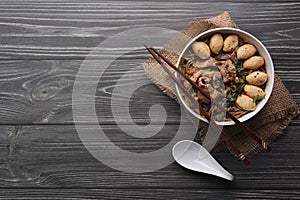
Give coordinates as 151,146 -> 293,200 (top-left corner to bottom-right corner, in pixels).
175,28 -> 274,126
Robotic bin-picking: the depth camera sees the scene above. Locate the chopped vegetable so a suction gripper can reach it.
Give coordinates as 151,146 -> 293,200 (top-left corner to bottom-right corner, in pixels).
253,95 -> 264,103
234,61 -> 249,81
226,83 -> 245,107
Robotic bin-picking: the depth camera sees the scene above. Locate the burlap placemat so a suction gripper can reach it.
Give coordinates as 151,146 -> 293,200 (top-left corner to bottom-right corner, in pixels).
142,12 -> 299,158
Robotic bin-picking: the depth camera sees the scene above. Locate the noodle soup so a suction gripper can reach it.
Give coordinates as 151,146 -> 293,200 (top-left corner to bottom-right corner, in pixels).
176,28 -> 274,125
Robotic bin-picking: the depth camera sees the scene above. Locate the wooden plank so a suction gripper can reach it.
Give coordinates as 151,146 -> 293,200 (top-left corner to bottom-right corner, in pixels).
0,60 -> 298,125
0,127 -> 15,185
0,59 -> 183,124
0,1 -> 298,59
0,188 -> 299,200
0,0 -> 298,197
0,125 -> 299,189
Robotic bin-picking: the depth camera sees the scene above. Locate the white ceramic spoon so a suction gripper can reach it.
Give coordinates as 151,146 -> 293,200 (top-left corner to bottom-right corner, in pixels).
172,140 -> 234,181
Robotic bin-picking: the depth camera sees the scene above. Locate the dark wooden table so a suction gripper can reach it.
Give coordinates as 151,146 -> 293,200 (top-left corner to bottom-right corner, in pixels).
0,0 -> 299,199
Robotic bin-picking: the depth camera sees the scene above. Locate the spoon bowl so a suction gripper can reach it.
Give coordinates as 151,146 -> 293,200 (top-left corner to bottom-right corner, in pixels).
172,140 -> 234,181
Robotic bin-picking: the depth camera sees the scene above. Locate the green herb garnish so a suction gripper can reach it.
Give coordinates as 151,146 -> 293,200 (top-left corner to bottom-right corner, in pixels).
234,61 -> 249,81
225,83 -> 245,107
253,95 -> 264,103
234,61 -> 242,68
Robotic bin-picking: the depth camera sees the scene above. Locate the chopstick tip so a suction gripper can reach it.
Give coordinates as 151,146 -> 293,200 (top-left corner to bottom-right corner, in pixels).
243,159 -> 250,166
238,153 -> 250,166
262,141 -> 272,152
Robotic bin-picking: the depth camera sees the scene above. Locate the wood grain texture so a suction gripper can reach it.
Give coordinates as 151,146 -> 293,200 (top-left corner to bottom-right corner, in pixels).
0,189 -> 299,200
0,59 -> 298,125
0,1 -> 298,60
0,0 -> 299,199
0,59 -> 184,124
0,125 -> 299,189
0,1 -> 298,126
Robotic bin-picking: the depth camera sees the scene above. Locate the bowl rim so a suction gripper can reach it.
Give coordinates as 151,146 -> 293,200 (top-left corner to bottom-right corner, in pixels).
175,27 -> 274,126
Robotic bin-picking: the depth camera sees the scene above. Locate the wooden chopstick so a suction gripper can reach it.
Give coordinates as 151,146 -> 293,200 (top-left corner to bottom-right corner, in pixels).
149,47 -> 271,152
145,45 -> 250,165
